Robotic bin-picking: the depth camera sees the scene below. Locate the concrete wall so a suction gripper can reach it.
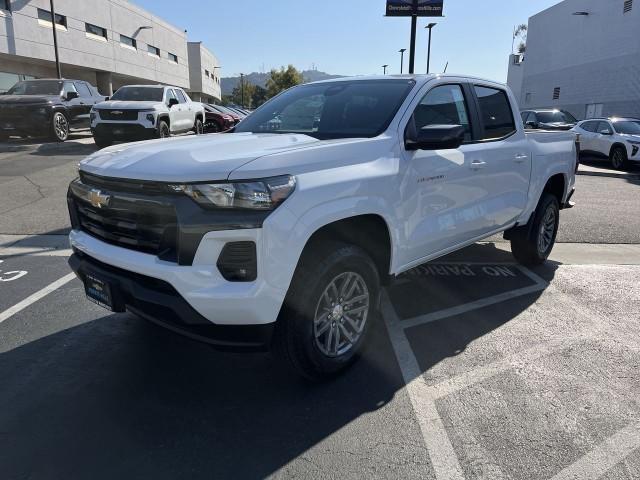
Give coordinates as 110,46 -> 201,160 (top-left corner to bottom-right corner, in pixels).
187,41 -> 221,103
517,0 -> 640,119
506,54 -> 524,107
0,0 -> 199,94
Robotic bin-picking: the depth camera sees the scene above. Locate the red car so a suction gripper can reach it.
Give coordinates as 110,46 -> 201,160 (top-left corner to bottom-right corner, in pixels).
203,104 -> 235,133
208,104 -> 242,126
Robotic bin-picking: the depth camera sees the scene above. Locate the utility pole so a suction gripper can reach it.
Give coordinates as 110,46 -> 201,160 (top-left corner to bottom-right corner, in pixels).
49,0 -> 62,78
408,10 -> 417,74
426,23 -> 437,74
399,49 -> 406,74
240,73 -> 244,108
382,64 -> 388,75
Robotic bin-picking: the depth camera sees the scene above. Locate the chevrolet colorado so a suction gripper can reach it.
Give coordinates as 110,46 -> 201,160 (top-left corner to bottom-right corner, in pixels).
67,75 -> 578,379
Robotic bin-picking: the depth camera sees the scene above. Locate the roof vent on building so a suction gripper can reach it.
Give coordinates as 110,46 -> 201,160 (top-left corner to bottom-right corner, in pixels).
624,0 -> 633,13
553,87 -> 561,100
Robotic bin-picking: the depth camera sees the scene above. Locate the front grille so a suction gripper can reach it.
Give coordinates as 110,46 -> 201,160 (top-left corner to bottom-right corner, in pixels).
98,109 -> 139,121
79,171 -> 168,195
70,177 -> 178,261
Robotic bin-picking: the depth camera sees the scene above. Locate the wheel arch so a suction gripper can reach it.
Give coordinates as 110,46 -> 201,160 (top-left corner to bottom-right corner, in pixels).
542,173 -> 566,205
609,142 -> 627,158
158,114 -> 170,127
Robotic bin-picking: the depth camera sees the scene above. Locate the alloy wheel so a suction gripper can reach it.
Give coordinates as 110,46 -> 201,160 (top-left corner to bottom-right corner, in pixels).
54,113 -> 69,141
313,271 -> 370,358
537,206 -> 556,254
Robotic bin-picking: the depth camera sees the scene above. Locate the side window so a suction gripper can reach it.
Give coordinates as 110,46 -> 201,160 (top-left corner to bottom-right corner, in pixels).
62,82 -> 77,97
412,84 -> 471,141
166,89 -> 178,104
581,121 -> 596,132
75,82 -> 92,97
176,90 -> 187,103
474,85 -> 516,140
596,121 -> 612,134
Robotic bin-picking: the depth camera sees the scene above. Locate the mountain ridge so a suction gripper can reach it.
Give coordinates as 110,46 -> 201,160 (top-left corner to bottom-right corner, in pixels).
221,70 -> 343,95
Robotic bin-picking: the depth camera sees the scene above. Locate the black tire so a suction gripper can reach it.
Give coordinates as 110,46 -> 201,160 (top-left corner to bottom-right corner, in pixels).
274,242 -> 380,381
193,117 -> 204,135
157,120 -> 170,139
50,112 -> 69,142
610,146 -> 628,170
510,193 -> 560,266
93,135 -> 112,149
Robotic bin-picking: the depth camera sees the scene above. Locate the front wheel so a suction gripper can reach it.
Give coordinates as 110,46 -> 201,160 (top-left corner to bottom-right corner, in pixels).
93,134 -> 112,149
157,120 -> 170,139
510,193 -> 560,266
50,112 -> 69,142
274,242 -> 380,380
193,118 -> 204,135
610,146 -> 628,170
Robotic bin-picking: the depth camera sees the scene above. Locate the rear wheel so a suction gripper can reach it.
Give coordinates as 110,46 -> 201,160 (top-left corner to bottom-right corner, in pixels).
274,242 -> 380,380
50,112 -> 69,142
193,117 -> 204,135
157,120 -> 170,139
510,193 -> 560,266
610,146 -> 628,170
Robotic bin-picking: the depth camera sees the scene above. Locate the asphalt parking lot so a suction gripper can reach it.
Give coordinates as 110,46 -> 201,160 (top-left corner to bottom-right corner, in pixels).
1,137 -> 640,479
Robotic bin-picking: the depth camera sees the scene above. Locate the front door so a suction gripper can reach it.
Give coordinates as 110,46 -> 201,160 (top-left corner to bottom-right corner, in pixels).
397,82 -> 488,267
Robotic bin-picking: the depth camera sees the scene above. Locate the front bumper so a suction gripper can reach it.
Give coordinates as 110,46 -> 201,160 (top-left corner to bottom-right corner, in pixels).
92,123 -> 156,140
0,107 -> 52,136
69,250 -> 275,351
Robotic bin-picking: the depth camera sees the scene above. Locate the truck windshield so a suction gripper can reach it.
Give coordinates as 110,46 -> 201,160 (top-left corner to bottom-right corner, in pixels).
613,121 -> 640,135
111,87 -> 164,102
7,80 -> 63,96
235,79 -> 416,139
537,111 -> 577,123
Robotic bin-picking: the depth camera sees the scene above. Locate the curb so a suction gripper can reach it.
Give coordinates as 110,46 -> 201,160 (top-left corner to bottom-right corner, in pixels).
577,169 -> 640,180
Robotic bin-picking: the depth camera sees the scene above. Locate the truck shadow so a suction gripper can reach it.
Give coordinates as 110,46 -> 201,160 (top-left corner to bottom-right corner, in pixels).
0,243 -> 556,479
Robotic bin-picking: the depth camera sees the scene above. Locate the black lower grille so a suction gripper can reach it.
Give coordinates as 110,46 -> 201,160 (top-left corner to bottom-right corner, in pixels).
217,242 -> 257,281
98,109 -> 139,121
69,177 -> 178,261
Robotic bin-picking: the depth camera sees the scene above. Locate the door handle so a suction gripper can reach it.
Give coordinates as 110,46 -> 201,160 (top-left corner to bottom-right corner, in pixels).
470,160 -> 487,170
514,154 -> 528,163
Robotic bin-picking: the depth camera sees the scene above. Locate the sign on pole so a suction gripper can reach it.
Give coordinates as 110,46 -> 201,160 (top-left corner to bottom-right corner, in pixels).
386,0 -> 444,17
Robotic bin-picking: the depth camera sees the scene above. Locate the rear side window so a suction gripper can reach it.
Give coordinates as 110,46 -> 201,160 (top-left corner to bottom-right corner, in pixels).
474,86 -> 516,140
596,121 -> 612,134
75,82 -> 92,97
412,84 -> 472,141
581,121 -> 597,132
176,90 -> 187,103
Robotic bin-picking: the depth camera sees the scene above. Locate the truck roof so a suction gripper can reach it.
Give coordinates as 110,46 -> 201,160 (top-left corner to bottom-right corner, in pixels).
307,74 -> 508,88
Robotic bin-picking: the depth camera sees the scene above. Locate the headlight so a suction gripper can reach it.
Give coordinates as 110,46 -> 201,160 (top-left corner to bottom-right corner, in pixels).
170,175 -> 296,210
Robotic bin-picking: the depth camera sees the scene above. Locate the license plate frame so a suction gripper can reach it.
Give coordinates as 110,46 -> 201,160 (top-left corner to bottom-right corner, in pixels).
84,273 -> 114,311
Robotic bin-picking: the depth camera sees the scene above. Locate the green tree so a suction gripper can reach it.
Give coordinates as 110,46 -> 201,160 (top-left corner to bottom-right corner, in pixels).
231,81 -> 256,109
266,65 -> 304,99
251,85 -> 268,108
512,24 -> 527,54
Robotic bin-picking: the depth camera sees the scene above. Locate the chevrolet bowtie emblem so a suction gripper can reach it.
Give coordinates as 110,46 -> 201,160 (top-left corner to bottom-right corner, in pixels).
88,189 -> 111,208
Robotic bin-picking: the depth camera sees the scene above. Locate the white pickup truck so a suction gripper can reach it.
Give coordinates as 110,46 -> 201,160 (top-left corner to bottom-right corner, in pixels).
90,85 -> 205,148
68,75 -> 578,379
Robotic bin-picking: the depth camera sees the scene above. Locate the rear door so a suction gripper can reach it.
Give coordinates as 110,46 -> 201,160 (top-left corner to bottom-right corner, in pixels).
578,121 -> 598,153
594,121 -> 614,156
175,89 -> 192,131
73,82 -> 95,127
467,84 -> 531,230
62,82 -> 84,125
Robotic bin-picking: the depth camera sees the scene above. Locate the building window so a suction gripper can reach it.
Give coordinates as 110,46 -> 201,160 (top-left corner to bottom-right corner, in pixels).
168,52 -> 178,63
553,87 -> 561,100
120,34 -> 137,49
205,69 -> 210,78
37,8 -> 67,29
1,0 -> 10,12
624,0 -> 633,13
148,44 -> 160,56
86,23 -> 107,40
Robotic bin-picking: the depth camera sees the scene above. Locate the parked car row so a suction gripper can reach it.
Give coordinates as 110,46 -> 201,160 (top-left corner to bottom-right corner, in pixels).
0,77 -> 253,147
520,108 -> 640,170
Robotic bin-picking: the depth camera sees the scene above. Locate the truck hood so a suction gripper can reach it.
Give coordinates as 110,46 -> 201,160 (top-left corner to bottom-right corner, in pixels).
79,133 -> 321,182
95,100 -> 164,110
0,95 -> 58,105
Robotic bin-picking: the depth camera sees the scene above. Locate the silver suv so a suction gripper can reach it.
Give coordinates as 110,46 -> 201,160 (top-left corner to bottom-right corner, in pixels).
573,117 -> 640,170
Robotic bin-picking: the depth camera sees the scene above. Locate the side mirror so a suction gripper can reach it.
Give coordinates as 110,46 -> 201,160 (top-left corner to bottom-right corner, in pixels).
168,98 -> 179,108
65,91 -> 79,101
525,121 -> 538,129
104,96 -> 110,101
406,124 -> 466,151
600,129 -> 613,136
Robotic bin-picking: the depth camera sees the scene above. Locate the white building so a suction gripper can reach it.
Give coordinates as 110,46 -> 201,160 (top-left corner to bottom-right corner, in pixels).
507,0 -> 640,119
187,41 -> 221,105
0,0 -> 221,101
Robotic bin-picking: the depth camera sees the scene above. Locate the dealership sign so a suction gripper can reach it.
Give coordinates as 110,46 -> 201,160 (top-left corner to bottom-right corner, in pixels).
386,0 -> 444,17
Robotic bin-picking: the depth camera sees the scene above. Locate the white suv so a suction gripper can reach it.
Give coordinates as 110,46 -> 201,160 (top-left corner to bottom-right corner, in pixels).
573,117 -> 640,170
90,85 -> 205,148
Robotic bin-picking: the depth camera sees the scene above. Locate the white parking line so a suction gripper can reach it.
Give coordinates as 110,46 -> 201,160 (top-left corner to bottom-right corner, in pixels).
550,422 -> 640,480
0,272 -> 76,325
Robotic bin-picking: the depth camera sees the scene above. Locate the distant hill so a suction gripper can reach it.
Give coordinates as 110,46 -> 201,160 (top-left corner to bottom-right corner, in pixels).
221,70 -> 343,95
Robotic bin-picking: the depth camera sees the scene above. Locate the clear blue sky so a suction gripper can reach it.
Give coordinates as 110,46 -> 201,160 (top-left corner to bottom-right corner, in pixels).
132,0 -> 561,81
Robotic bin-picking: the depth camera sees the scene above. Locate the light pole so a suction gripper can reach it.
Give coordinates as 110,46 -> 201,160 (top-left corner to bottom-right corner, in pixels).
426,23 -> 437,74
382,64 -> 389,75
49,0 -> 62,78
239,73 -> 244,108
399,48 -> 407,74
